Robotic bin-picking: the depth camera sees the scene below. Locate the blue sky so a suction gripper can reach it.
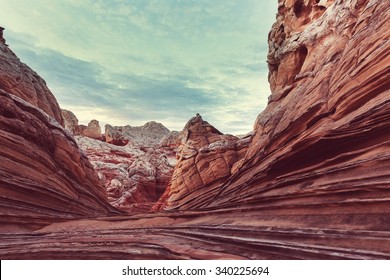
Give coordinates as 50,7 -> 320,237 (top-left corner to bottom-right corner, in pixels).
0,0 -> 277,134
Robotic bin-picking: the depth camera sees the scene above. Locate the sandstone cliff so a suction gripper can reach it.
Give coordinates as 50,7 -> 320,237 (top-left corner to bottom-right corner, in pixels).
0,29 -> 119,232
156,0 -> 390,215
0,0 -> 389,259
0,28 -> 63,125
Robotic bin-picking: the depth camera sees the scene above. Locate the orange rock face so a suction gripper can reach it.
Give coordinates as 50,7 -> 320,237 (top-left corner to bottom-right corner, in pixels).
146,0 -> 390,258
1,0 -> 389,259
156,0 -> 390,215
0,31 -> 119,233
211,0 -> 390,208
0,28 -> 63,125
153,114 -> 251,211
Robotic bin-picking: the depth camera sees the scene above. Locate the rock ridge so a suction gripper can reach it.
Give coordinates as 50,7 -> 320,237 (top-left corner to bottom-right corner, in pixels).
1,0 -> 389,259
0,30 -> 120,232
153,114 -> 252,211
0,27 -> 63,125
105,121 -> 170,147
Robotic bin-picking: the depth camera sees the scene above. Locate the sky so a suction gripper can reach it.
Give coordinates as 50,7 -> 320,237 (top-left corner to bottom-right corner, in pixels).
0,0 -> 277,135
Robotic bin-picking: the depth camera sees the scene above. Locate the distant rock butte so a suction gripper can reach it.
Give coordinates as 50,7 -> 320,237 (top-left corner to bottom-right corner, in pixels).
105,121 -> 170,147
77,119 -> 102,140
61,110 -> 103,140
1,0 -> 390,260
61,109 -> 79,134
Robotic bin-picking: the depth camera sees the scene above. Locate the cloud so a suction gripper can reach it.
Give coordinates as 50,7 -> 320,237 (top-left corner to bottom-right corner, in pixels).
0,0 -> 277,135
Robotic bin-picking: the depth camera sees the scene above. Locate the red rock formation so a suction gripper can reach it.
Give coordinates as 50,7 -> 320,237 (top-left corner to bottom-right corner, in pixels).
0,91 -> 120,232
76,136 -> 176,213
153,114 -> 251,211
154,0 -> 390,214
0,27 -> 63,125
147,0 -> 390,258
210,0 -> 390,209
0,30 -> 119,233
1,206 -> 389,259
1,0 -> 389,260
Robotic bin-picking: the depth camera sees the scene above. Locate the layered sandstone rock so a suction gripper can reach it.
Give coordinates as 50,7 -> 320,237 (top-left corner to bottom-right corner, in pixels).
0,30 -> 119,232
1,0 -> 389,260
0,91 -> 119,232
142,0 -> 389,258
0,27 -> 63,125
105,121 -> 170,147
209,0 -> 390,210
155,0 -> 390,218
153,114 -> 251,211
1,206 -> 389,259
76,136 -> 176,213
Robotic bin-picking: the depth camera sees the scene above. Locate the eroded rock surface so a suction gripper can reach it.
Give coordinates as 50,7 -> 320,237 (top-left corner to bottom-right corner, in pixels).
59,107 -> 178,213
0,91 -> 119,232
77,119 -> 102,140
211,0 -> 390,210
148,0 -> 390,259
76,136 -> 176,213
1,207 -> 389,259
154,0 -> 390,216
0,0 -> 389,259
153,114 -> 251,211
159,130 -> 181,148
105,121 -> 170,147
61,109 -> 79,134
0,29 -> 119,233
0,28 -> 63,124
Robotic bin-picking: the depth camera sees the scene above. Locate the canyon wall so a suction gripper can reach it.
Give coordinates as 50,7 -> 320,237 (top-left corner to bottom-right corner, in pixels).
0,30 -> 119,232
209,0 -> 390,211
0,27 -> 63,125
0,0 -> 389,259
156,0 -> 390,214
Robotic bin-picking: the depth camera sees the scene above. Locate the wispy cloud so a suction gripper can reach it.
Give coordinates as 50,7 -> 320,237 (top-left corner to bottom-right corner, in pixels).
0,0 -> 277,134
